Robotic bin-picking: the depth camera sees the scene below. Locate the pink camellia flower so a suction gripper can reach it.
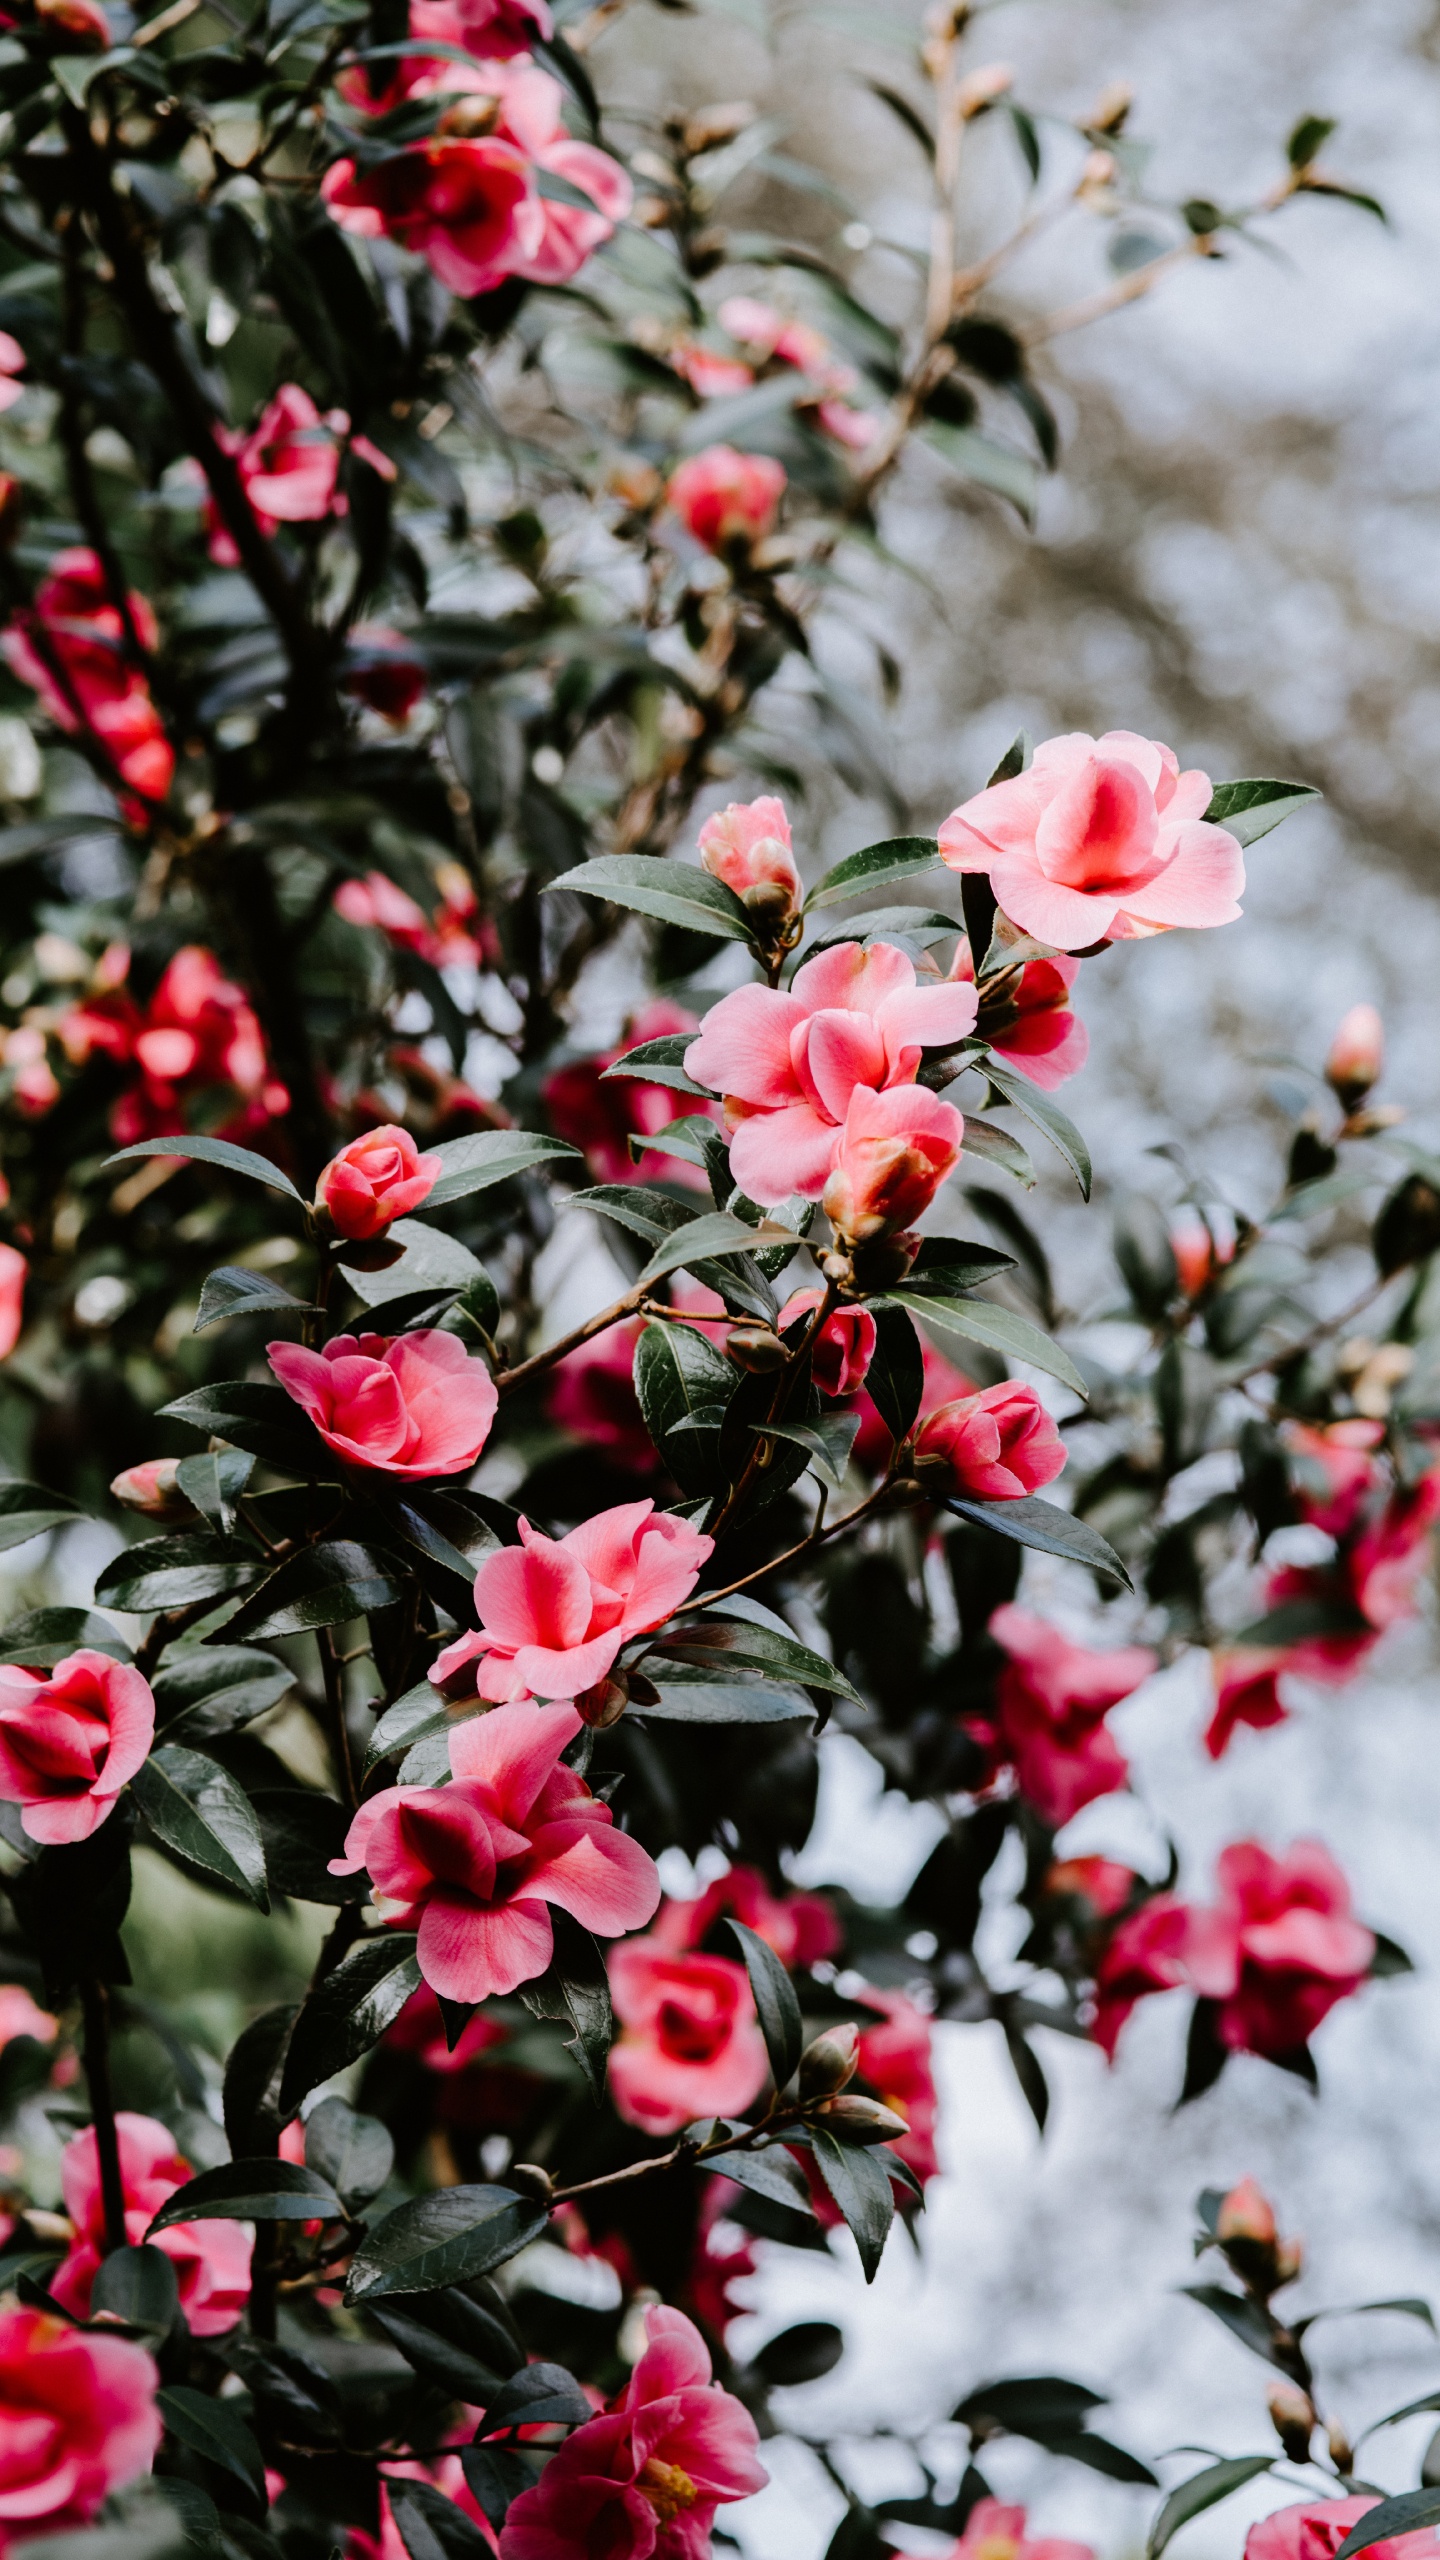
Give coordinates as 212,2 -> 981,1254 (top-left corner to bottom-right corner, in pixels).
653,1864 -> 840,1971
0,1242 -> 24,1360
672,340 -> 756,400
949,940 -> 1088,1092
777,1289 -> 876,1398
0,2306 -> 161,2547
944,2498 -> 1096,2560
0,1982 -> 57,2051
855,1989 -> 938,2188
3,548 -> 174,807
667,446 -> 787,553
316,1125 -> 443,1242
416,0 -> 552,53
110,1457 -> 188,1519
205,384 -> 395,563
822,1083 -> 965,1245
77,943 -> 288,1149
1265,1470 -> 1440,1685
915,1382 -> 1066,1501
1200,1838 -> 1375,2059
1204,1648 -> 1290,1759
686,941 -> 975,1210
544,1000 -> 711,1191
51,2115 -> 251,2337
697,795 -> 802,918
384,1983 -> 508,2074
608,1939 -> 768,2134
1324,1004 -> 1384,1107
323,137 -> 542,296
268,1329 -> 499,1479
500,2303 -> 766,2560
1169,1214 -> 1231,1302
548,1318 -> 656,1474
1283,1417 -> 1385,1540
971,1606 -> 1157,1829
430,1500 -> 713,1703
330,1699 -> 660,2002
853,1335 -> 975,1474
938,731 -> 1245,952
1245,2499 -> 1440,2560
0,332 -> 24,412
343,625 -> 428,724
0,1650 -> 155,1845
1091,1891 -> 1200,2058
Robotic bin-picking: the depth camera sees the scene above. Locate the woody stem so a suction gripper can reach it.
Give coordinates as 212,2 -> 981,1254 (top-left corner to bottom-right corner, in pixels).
80,1979 -> 127,2256
496,1279 -> 655,1395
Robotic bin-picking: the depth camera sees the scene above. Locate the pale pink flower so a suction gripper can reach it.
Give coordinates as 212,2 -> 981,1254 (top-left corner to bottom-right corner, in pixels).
1245,2498 -> 1439,2560
268,1330 -> 498,1478
1325,1004 -> 1384,1105
0,333 -> 25,413
0,1984 -> 57,2050
821,1083 -> 965,1244
430,1499 -> 712,1702
110,1458 -> 188,1519
697,795 -> 802,916
944,2498 -> 1095,2560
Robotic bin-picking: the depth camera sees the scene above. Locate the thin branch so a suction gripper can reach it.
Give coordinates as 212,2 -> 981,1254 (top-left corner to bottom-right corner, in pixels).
496,1277 -> 654,1396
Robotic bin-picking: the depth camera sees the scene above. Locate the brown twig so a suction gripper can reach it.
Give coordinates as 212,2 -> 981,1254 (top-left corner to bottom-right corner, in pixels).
496,1277 -> 655,1396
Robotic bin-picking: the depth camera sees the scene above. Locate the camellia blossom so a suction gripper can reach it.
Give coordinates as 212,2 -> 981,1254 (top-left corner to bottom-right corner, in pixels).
1200,1838 -> 1376,2059
653,1864 -> 839,1971
0,2307 -> 161,2546
950,939 -> 1088,1090
608,1938 -> 768,2134
58,942 -> 287,1147
1245,2499 -> 1440,2560
938,731 -> 1245,951
1325,1004 -> 1384,1107
0,1242 -> 24,1359
1265,1470 -> 1440,1684
2,547 -> 173,805
777,1289 -> 876,1399
685,941 -> 975,1208
110,1458 -> 188,1519
343,625 -> 428,723
431,1500 -> 713,1703
853,1335 -> 975,1474
316,1125 -> 442,1241
915,1382 -> 1065,1501
206,383 -> 395,563
822,1083 -> 965,1245
856,1989 -> 938,2188
697,795 -> 802,917
1204,1648 -> 1290,1760
330,1699 -> 660,2002
419,0 -> 552,52
1284,1417 -> 1385,1540
971,1606 -> 1157,1829
0,1650 -> 155,1845
0,331 -> 24,412
500,2303 -> 766,2560
268,1330 -> 499,1478
1091,1892 -> 1199,2059
51,2115 -> 252,2336
944,2498 -> 1096,2560
667,446 -> 787,553
323,137 -> 541,296
333,865 -> 484,969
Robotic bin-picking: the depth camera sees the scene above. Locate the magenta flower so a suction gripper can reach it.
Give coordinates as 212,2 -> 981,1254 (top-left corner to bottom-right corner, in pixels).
330,1700 -> 660,2002
777,1289 -> 876,1398
939,730 -> 1245,951
685,941 -> 974,1209
970,1606 -> 1157,1828
500,2304 -> 766,2560
950,941 -> 1088,1090
267,1329 -> 498,1478
316,1124 -> 442,1242
608,1939 -> 768,2135
947,2499 -> 1095,2560
0,2308 -> 161,2547
666,447 -> 787,553
1200,1839 -> 1375,2059
0,1649 -> 155,1845
431,1499 -> 712,1703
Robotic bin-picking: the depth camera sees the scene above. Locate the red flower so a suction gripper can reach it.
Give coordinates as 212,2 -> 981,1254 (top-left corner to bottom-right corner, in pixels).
0,2307 -> 160,2550
1264,1470 -> 1440,1684
2,548 -> 173,805
915,1383 -> 1065,1501
268,1329 -> 499,1479
206,383 -> 395,563
1044,1854 -> 1138,1920
777,1289 -> 876,1398
653,1864 -> 839,1970
608,1939 -> 768,2134
667,446 -> 787,553
343,625 -> 428,723
415,0 -> 551,53
543,1000 -> 710,1189
499,2304 -> 766,2560
72,944 -> 288,1147
971,1607 -> 1156,1828
1202,1839 -> 1375,2059
0,1649 -> 155,1846
950,940 -> 1088,1091
1204,1648 -> 1290,1759
1091,1892 -> 1197,2059
323,136 -> 542,296
855,1988 -> 938,2187
316,1124 -> 443,1241
432,1499 -> 712,1704
1283,1418 -> 1385,1539
51,2114 -> 251,2337
0,1243 -> 24,1360
330,1698 -> 660,2003
385,1983 -> 508,2072
945,2498 -> 1095,2560
1246,2500 -> 1440,2560
548,1318 -> 656,1473
334,865 -> 484,968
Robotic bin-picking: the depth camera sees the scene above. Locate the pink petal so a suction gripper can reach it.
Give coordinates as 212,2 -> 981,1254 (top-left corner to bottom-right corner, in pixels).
564,1498 -> 656,1592
728,1100 -> 842,1205
1117,821 -> 1245,930
937,765 -> 1059,866
987,860 -> 1120,953
684,984 -> 806,1109
527,1820 -> 661,1935
799,1010 -> 887,1123
417,1890 -> 555,2001
873,974 -> 978,1070
448,1698 -> 581,1818
512,1628 -> 625,1697
790,941 -> 915,1014
475,1531 -> 594,1651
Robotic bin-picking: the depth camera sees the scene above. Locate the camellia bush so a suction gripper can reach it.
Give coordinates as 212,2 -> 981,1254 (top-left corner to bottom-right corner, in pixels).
1,2 -> 1438,2559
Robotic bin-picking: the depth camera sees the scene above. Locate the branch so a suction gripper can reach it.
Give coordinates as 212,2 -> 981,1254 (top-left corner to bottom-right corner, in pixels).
496,1277 -> 655,1395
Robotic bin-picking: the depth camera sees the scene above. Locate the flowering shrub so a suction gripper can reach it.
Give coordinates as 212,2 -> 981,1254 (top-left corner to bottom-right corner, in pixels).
0,5 -> 1418,2559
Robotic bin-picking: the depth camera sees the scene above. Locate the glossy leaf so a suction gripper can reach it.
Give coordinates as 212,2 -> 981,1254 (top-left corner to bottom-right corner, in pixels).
279,1936 -> 424,2112
156,2387 -> 266,2508
0,1605 -> 129,1666
864,1302 -> 924,1446
945,1495 -> 1132,1589
759,1413 -> 862,1490
346,2184 -> 549,2303
545,852 -> 757,943
1202,777 -> 1321,845
369,2284 -> 525,2402
148,2158 -> 341,2231
809,2124 -> 894,2281
424,1129 -> 581,1209
221,1541 -> 403,1641
193,1264 -> 317,1332
1145,2455 -> 1276,2560
0,1481 -> 84,1553
132,1745 -> 269,1910
153,1646 -> 290,1743
601,1034 -> 715,1100
173,1449 -> 255,1535
805,834 -> 944,912
390,2480 -> 494,2560
103,1135 -> 305,1202
305,2096 -> 395,2209
636,1209 -> 797,1288
160,1380 -> 330,1473
1335,2494 -> 1440,2560
894,1293 -> 1087,1395
94,1533 -> 261,1615
90,2244 -> 179,2340
633,1318 -> 737,1494
475,2362 -> 594,2437
517,1910 -> 614,2101
655,1614 -> 861,1703
726,1917 -> 803,2088
981,1060 -> 1092,1198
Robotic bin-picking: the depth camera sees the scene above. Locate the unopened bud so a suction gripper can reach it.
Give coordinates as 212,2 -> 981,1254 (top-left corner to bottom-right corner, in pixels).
798,2023 -> 860,2097
607,457 -> 663,513
1326,2419 -> 1354,2475
812,2093 -> 909,2137
1087,80 -> 1133,134
1216,2177 -> 1277,2247
741,878 -> 796,922
509,2161 -> 554,2200
110,1457 -> 189,1520
577,1675 -> 630,1729
1274,2236 -> 1305,2287
727,1324 -> 787,1373
683,99 -> 755,155
1325,1003 -> 1384,1109
1267,2384 -> 1315,2464
821,1251 -> 853,1285
849,1229 -> 920,1290
956,61 -> 1013,119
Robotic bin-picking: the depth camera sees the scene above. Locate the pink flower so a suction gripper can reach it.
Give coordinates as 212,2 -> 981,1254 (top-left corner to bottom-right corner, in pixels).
822,1083 -> 965,1245
672,342 -> 756,400
548,1319 -> 656,1474
1044,1854 -> 1139,1921
685,942 -> 974,1209
0,1984 -> 56,2051
950,941 -> 1088,1090
35,0 -> 112,42
205,384 -> 394,564
855,1989 -> 938,2188
667,447 -> 787,553
1264,1471 -> 1440,1685
0,2307 -> 161,2550
1091,1892 -> 1197,2058
938,731 -> 1245,952
777,1290 -> 876,1398
317,1125 -> 443,1241
51,2115 -> 251,2338
1170,1214 -> 1229,1300
109,1458 -> 187,1519
500,2304 -> 766,2560
329,1699 -> 660,2002
697,796 -> 802,918
0,1650 -> 155,1846
430,1500 -> 712,1703
652,1865 -> 839,1970
608,1940 -> 768,2133
853,1336 -> 976,1474
973,1606 -> 1156,1828
1202,1839 -> 1375,2059
353,2457 -> 496,2560
323,138 -> 542,296
1284,1418 -> 1385,1540
544,1001 -> 711,1190
343,625 -> 428,723
1325,1004 -> 1384,1107
268,1329 -> 498,1478
2,548 -> 173,807
0,333 -> 24,413
96,945 -> 286,1147
915,1383 -> 1065,1500
385,1984 -> 508,2073
0,1243 -> 24,1360
469,58 -> 632,284
1204,1649 -> 1290,1759
417,0 -> 551,54
1245,2500 -> 1440,2560
945,2498 -> 1095,2560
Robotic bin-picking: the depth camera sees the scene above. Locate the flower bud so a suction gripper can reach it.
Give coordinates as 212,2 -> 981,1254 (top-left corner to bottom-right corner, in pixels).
849,1229 -> 920,1291
1325,1003 -> 1384,1109
699,796 -> 802,920
509,2161 -> 555,2200
1087,81 -> 1133,133
1215,2176 -> 1276,2248
812,2093 -> 910,2137
577,1675 -> 631,1729
682,99 -> 756,155
727,1324 -> 788,1373
956,61 -> 1012,117
1266,2384 -> 1315,2464
110,1457 -> 189,1520
822,1085 -> 965,1247
1326,2419 -> 1354,2475
798,2023 -> 860,2096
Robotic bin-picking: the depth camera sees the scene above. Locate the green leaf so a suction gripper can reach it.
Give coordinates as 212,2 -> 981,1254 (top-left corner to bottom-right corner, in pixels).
921,420 -> 1041,523
340,1216 -> 486,1310
157,2387 -> 266,2509
476,2362 -> 594,2437
223,2003 -> 298,2157
957,1115 -> 1036,1187
0,1481 -> 84,1554
945,1495 -> 1133,1589
864,1303 -> 924,1447
601,1034 -> 715,1101
804,835 -> 943,913
726,1917 -> 803,2087
1201,778 -> 1321,846
707,2144 -> 821,2225
193,1266 -> 317,1333
365,1682 -> 451,1773
1287,113 -> 1336,167
389,2480 -> 494,2560
279,1936 -> 423,2112
954,2376 -> 1106,2430
1180,2282 -> 1289,2366
304,2095 -> 395,2209
893,1238 -> 1021,1298
655,1614 -> 862,1702
573,1188 -> 777,1324
759,1413 -> 862,1490
1145,2456 -> 1275,2558
637,1210 -> 797,1288
346,2185 -> 549,2303
173,1450 -> 255,1535
252,1789 -> 361,1906
981,1060 -> 1092,1198
102,1136 -> 305,1204
368,2284 -> 525,2403
94,1533 -> 262,1614
640,1675 -> 816,1721
0,1606 -> 130,1666
1335,2495 -> 1440,2560
132,1746 -> 270,1911
896,1294 -> 1088,1396
545,853 -> 758,945
153,1646 -> 290,1743
803,907 -> 959,955
864,77 -> 934,158
160,1381 -> 329,1473
220,1541 -> 403,1641
147,2159 -> 342,2233
809,2124 -> 895,2280
517,1910 -> 613,2101
629,1115 -> 716,1174
90,2244 -> 179,2341
459,2448 -> 537,2535
632,1321 -> 736,1495
424,1130 -> 581,1209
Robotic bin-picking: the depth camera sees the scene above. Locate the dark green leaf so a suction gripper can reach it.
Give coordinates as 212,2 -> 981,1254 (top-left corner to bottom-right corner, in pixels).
1146,2456 -> 1276,2560
156,2387 -> 266,2508
1201,778 -> 1321,846
389,2481 -> 493,2560
944,1495 -> 1132,1589
1287,113 -> 1336,167
638,1672 -> 816,1722
341,1216 -> 487,1309
809,2125 -> 894,2281
346,2185 -> 549,2303
0,1481 -> 84,1553
303,2096 -> 394,2209
601,1034 -> 715,1101
365,1683 -> 452,1773
956,1115 -> 1036,1187
727,1917 -> 803,2088
153,1647 -> 290,1743
476,2362 -> 594,2436
94,1533 -> 261,1615
892,1294 -> 1087,1395
459,2448 -> 536,2534
864,1303 -> 924,1448
424,1130 -> 581,1209
252,1790 -> 361,1906
954,2377 -> 1106,2431
1030,2430 -> 1157,2487
981,1060 -> 1092,1198
573,1188 -> 776,1324
369,2283 -> 524,2403
803,907 -> 958,955
758,1414 -> 861,1490
0,1606 -> 130,1667
132,1746 -> 269,1910
220,1541 -> 403,1641
1179,2283 -> 1289,2367
173,1450 -> 255,1535
147,2159 -> 342,2233
545,853 -> 757,944
90,2244 -> 179,2339
223,2003 -> 298,2156
805,835 -> 943,912
637,1210 -> 797,1288
1335,2494 -> 1440,2560
633,1318 -> 737,1494
160,1381 -> 329,1473
516,1910 -> 613,2101
194,1266 -> 317,1332
656,1614 -> 861,1702
751,2321 -> 845,2385
280,1936 -> 423,2112
103,1136 -> 304,1203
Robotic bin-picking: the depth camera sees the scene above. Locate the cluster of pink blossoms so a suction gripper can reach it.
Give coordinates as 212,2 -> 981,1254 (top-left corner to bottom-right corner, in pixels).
2,548 -> 172,809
